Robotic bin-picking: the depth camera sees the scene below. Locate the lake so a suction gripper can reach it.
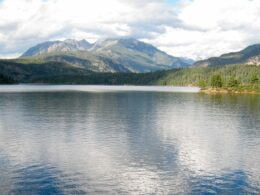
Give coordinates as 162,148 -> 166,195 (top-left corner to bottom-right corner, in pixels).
0,85 -> 259,194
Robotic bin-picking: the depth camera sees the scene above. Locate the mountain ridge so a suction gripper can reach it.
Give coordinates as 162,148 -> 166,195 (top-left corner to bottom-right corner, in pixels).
20,38 -> 194,73
21,39 -> 92,57
195,44 -> 260,67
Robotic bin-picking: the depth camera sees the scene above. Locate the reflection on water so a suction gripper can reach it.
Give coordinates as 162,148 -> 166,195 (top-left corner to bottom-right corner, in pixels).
0,86 -> 260,194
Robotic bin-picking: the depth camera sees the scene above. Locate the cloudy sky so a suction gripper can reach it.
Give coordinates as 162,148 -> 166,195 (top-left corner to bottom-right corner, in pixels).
0,0 -> 260,59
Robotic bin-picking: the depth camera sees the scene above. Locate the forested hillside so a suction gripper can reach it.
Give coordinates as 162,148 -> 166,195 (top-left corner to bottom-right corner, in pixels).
30,64 -> 260,92
156,64 -> 260,86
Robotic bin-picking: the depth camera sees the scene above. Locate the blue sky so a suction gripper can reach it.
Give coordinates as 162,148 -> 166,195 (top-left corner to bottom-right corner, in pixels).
166,0 -> 180,5
0,0 -> 260,59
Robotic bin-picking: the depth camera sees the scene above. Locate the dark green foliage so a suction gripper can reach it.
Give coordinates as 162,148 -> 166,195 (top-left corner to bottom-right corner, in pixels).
156,64 -> 260,89
30,65 -> 260,91
0,60 -> 91,82
0,74 -> 16,84
211,75 -> 223,88
197,79 -> 206,88
31,71 -> 169,85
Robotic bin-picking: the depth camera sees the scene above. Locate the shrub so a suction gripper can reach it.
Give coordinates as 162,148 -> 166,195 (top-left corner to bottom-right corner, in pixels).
250,73 -> 259,84
228,76 -> 239,87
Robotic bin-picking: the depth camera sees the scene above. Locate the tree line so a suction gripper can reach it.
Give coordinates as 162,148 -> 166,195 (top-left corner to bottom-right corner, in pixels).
156,64 -> 260,91
0,74 -> 16,84
2,64 -> 260,92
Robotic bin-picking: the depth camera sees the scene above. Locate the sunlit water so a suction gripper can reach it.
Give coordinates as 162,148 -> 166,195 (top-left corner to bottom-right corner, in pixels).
0,85 -> 259,194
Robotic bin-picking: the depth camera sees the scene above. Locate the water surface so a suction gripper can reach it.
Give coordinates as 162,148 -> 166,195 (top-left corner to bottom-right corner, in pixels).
0,85 -> 259,194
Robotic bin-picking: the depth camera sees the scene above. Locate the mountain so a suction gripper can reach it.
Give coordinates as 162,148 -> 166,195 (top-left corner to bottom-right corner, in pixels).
89,38 -> 193,72
20,38 -> 194,73
195,44 -> 260,67
21,39 -> 92,57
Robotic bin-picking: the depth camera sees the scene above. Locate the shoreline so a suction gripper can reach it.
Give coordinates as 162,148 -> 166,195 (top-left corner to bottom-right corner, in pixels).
1,83 -> 260,95
0,84 -> 200,93
200,87 -> 259,95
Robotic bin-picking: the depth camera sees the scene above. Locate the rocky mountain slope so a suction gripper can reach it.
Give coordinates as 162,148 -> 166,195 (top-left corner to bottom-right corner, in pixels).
20,38 -> 194,73
21,39 -> 92,57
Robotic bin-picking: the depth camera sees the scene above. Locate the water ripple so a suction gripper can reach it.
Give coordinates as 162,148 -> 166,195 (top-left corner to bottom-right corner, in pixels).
0,88 -> 259,194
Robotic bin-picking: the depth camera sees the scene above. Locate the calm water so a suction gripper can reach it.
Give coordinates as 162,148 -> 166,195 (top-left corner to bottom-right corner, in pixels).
0,85 -> 260,194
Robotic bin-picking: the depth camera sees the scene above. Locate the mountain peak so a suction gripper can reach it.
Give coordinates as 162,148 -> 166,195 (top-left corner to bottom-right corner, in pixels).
90,38 -> 159,55
21,39 -> 91,57
20,37 -> 194,73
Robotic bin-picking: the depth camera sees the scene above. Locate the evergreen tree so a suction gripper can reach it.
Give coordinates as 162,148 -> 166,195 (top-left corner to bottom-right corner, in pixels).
197,79 -> 206,88
210,74 -> 223,88
0,74 -> 16,84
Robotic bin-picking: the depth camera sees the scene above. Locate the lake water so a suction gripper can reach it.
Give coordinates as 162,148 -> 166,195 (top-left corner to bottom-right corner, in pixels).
0,85 -> 259,194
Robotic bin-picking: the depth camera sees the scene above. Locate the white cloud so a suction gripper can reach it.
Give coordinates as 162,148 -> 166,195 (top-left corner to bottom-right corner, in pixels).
0,0 -> 260,59
153,0 -> 260,59
0,0 -> 177,57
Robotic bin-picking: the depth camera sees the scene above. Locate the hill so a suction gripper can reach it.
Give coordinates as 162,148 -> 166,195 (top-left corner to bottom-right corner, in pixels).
0,60 -> 91,82
195,44 -> 260,67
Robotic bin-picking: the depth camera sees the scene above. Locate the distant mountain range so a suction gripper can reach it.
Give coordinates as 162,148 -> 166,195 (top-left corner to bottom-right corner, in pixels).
195,44 -> 260,67
20,38 -> 194,73
1,38 -> 260,84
